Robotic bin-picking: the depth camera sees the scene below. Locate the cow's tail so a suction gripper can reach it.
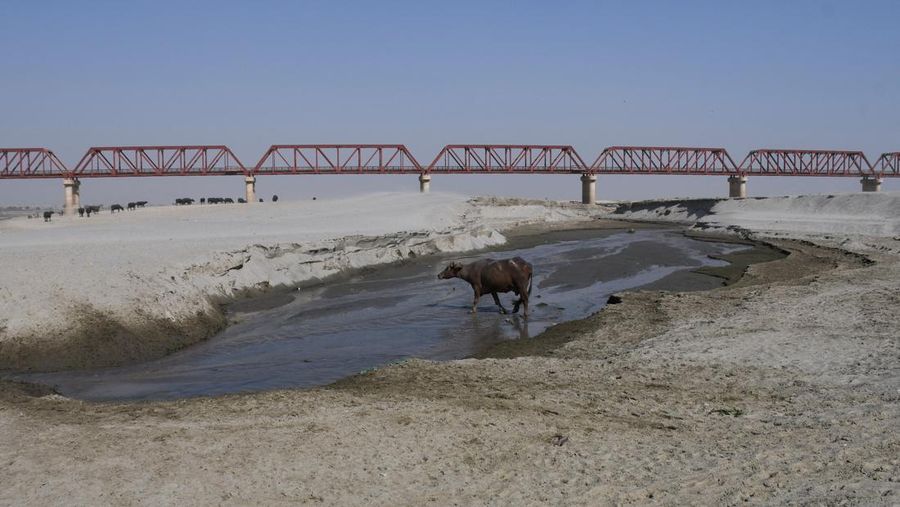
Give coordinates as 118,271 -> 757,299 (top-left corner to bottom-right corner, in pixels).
527,268 -> 533,298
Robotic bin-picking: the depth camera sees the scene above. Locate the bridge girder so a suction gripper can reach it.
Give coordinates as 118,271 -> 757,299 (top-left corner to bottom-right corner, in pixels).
738,149 -> 875,177
0,148 -> 69,178
589,146 -> 738,175
254,145 -> 422,174
71,146 -> 247,177
426,145 -> 587,174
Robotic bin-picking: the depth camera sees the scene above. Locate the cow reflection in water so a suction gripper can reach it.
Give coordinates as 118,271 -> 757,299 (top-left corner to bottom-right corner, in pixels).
438,257 -> 533,318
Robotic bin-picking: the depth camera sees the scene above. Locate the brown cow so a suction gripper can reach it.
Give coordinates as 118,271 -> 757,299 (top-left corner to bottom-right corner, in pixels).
438,256 -> 533,317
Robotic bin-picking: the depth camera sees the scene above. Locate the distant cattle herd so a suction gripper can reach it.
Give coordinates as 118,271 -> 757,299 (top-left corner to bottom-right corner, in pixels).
33,195 -> 281,222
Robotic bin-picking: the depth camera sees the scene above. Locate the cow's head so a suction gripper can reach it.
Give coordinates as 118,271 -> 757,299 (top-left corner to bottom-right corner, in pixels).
438,261 -> 463,280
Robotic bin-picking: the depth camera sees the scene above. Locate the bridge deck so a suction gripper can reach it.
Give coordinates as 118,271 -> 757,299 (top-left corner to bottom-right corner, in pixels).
1,145 -> 896,178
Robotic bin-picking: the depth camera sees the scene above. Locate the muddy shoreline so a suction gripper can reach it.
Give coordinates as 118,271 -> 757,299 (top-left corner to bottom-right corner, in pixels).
1,221 -> 782,398
11,224 -> 755,402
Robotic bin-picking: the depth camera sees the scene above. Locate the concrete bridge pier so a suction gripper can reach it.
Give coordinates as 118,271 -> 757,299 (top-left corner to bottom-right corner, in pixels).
419,174 -> 431,193
580,174 -> 596,204
728,175 -> 747,198
63,178 -> 81,215
245,175 -> 257,203
861,176 -> 882,192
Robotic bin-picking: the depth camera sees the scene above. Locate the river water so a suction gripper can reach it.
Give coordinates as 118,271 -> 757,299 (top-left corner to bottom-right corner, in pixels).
12,228 -> 747,401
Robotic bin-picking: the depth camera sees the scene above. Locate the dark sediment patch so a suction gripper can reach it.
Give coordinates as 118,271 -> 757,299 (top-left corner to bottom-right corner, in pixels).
690,243 -> 788,286
0,303 -> 227,372
611,198 -> 725,220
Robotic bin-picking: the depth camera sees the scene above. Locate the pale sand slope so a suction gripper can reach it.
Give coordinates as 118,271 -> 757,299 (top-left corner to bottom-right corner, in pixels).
612,192 -> 900,238
0,193 -> 604,371
1,193 -> 898,505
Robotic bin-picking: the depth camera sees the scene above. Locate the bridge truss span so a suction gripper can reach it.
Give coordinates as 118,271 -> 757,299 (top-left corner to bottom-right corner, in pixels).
0,148 -> 69,179
589,146 -> 739,175
253,145 -> 422,174
872,152 -> 900,177
426,145 -> 588,174
738,149 -> 875,177
72,146 -> 248,177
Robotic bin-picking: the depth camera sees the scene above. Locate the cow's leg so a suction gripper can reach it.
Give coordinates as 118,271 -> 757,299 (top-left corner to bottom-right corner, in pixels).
491,292 -> 508,314
471,287 -> 481,314
512,281 -> 529,317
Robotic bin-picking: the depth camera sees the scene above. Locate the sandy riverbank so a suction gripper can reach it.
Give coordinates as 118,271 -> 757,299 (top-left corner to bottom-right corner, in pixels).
1,193 -> 899,505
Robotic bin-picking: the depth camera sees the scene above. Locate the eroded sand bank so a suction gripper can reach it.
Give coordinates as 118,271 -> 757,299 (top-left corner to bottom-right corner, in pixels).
1,193 -> 899,505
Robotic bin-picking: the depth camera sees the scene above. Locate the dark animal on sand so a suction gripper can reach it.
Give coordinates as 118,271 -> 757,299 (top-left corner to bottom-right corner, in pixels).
237,198 -> 246,203
438,256 -> 534,317
127,202 -> 136,210
224,198 -> 234,204
85,205 -> 101,217
110,204 -> 124,213
136,201 -> 147,207
43,211 -> 54,222
175,198 -> 195,205
78,207 -> 85,217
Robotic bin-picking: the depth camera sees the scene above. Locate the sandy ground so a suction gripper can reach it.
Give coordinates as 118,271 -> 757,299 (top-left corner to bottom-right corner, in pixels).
1,193 -> 899,505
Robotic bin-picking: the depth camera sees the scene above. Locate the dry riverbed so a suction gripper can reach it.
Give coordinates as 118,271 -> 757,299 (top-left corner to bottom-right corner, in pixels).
1,194 -> 899,505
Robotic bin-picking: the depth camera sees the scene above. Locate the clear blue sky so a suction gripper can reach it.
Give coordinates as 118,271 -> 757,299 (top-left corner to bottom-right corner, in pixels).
1,0 -> 898,205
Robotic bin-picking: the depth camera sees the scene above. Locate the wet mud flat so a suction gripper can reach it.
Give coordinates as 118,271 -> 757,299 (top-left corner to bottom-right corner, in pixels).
7,225 -> 766,402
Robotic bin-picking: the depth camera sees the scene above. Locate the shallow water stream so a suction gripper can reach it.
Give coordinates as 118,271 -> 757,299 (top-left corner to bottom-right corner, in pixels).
13,228 -> 747,401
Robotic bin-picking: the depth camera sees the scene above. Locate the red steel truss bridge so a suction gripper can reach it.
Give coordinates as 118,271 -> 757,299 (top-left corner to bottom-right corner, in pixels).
2,144 -> 896,179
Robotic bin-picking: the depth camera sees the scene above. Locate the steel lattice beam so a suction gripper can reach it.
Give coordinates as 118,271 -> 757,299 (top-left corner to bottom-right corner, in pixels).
72,146 -> 247,177
589,146 -> 738,175
426,145 -> 588,173
0,148 -> 69,179
738,149 -> 874,177
253,145 -> 422,174
871,152 -> 900,177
